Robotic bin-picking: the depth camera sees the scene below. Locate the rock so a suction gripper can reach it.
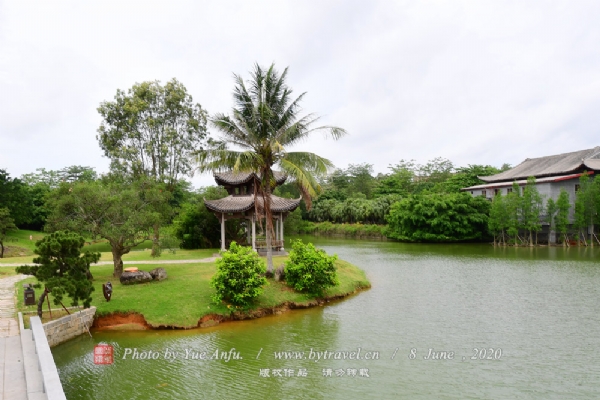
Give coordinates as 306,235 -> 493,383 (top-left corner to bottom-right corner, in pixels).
149,267 -> 167,281
120,270 -> 153,285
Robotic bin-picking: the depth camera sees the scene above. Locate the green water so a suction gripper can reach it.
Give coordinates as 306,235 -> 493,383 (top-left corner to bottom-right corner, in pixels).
53,238 -> 600,399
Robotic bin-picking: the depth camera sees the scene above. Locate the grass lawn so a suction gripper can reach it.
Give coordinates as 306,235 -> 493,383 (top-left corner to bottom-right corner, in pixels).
15,256 -> 370,328
0,244 -> 216,265
0,229 -> 47,258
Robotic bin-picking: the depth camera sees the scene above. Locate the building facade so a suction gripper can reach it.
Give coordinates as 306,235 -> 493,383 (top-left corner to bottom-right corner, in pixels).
462,147 -> 600,208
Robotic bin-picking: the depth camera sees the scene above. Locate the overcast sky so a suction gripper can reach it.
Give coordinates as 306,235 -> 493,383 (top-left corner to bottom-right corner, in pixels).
2,1 -> 600,188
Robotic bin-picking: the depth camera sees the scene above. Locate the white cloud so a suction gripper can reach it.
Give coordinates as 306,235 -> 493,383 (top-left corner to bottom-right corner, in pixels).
2,0 -> 600,187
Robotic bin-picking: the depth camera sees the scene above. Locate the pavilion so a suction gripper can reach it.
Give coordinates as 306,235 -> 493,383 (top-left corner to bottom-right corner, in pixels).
203,171 -> 302,252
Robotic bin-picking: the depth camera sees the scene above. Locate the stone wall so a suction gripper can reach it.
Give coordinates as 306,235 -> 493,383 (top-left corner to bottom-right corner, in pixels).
43,306 -> 96,347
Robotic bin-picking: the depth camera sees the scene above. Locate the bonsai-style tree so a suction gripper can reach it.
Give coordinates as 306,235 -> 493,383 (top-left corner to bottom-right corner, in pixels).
16,230 -> 100,318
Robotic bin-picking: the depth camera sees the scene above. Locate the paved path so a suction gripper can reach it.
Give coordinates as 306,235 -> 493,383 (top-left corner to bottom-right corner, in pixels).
0,274 -> 29,400
0,257 -> 219,267
0,275 -> 28,337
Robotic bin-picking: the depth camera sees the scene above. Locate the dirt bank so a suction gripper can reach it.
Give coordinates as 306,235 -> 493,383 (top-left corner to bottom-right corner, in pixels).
92,286 -> 369,331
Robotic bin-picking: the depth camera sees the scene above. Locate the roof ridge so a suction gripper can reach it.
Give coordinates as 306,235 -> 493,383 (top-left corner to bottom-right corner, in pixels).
522,147 -> 597,161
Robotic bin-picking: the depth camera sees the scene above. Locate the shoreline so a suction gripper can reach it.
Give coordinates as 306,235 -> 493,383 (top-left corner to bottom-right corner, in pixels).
92,285 -> 370,331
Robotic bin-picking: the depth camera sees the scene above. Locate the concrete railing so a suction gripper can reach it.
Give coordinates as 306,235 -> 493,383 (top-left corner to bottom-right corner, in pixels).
30,316 -> 67,400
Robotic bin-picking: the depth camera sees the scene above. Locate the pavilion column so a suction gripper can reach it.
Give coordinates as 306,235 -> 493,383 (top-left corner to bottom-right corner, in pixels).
252,215 -> 256,251
280,212 -> 285,250
246,219 -> 251,245
221,213 -> 226,252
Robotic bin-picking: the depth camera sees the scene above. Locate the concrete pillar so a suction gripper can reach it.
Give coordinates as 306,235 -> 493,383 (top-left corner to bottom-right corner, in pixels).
221,213 -> 225,251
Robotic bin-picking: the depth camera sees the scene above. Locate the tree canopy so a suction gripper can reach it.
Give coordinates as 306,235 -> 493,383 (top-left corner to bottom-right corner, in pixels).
97,78 -> 208,187
45,180 -> 169,277
195,63 -> 346,273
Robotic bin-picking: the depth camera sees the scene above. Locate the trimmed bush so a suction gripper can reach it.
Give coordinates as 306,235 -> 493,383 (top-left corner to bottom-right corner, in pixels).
210,242 -> 267,306
284,240 -> 339,297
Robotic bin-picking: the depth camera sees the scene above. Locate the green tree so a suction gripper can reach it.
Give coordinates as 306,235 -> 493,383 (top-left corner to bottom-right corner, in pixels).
505,182 -> 522,244
173,186 -> 228,249
373,161 -> 415,197
21,166 -> 97,188
285,240 -> 338,297
521,177 -> 543,245
210,242 -> 267,306
45,180 -> 168,278
0,207 -> 17,258
195,63 -> 346,274
488,192 -> 507,245
574,173 -> 599,246
16,231 -> 100,318
386,192 -> 490,242
555,189 -> 571,246
0,169 -> 31,226
545,198 -> 557,244
97,78 -> 208,255
441,164 -> 501,193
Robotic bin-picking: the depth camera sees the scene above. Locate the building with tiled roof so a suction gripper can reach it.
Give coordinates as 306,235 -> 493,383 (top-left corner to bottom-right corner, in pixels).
204,171 -> 301,252
462,147 -> 600,201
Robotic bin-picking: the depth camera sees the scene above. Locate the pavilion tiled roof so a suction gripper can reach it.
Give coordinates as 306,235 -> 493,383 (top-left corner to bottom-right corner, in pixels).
204,195 -> 301,214
213,171 -> 287,186
479,146 -> 600,183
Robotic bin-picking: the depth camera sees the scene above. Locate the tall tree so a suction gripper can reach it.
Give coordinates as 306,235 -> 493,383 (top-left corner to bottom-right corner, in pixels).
195,63 -> 346,274
386,192 -> 490,242
97,78 -> 208,254
45,180 -> 168,278
488,192 -> 507,245
0,169 -> 31,226
545,198 -> 557,244
521,177 -> 543,246
21,166 -> 97,188
555,189 -> 571,246
574,173 -> 599,246
0,208 -> 17,258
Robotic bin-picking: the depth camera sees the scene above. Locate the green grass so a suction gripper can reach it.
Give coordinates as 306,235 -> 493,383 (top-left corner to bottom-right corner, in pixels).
1,229 -> 47,258
0,245 -> 217,265
15,257 -> 370,328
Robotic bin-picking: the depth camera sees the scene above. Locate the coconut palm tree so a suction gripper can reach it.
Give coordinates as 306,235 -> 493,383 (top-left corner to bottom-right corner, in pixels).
195,63 -> 346,273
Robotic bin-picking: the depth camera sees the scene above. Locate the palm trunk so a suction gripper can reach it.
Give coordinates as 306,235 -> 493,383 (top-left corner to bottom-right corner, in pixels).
264,181 -> 274,275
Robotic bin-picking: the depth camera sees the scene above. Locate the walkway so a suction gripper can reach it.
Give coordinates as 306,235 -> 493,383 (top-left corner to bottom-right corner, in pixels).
0,274 -> 29,400
0,257 -> 219,267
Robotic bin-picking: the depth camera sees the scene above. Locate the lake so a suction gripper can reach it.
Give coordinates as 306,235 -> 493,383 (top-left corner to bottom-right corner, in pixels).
52,237 -> 600,399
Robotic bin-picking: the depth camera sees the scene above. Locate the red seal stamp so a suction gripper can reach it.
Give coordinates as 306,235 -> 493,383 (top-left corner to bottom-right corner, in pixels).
94,344 -> 114,365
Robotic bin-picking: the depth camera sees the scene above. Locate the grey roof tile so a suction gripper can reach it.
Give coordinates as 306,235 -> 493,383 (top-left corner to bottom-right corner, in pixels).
213,171 -> 287,186
479,146 -> 600,183
204,194 -> 301,214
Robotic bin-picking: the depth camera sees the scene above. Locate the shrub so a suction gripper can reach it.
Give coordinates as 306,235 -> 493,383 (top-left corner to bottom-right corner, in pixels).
210,242 -> 267,306
284,240 -> 338,297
